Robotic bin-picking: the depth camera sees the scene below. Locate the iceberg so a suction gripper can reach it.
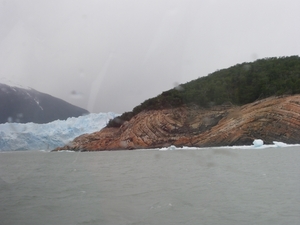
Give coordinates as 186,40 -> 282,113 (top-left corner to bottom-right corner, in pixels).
157,140 -> 300,151
253,139 -> 264,147
0,112 -> 118,151
273,141 -> 289,147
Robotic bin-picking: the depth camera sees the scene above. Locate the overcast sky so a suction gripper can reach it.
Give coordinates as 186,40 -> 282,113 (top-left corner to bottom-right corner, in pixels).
1,0 -> 300,113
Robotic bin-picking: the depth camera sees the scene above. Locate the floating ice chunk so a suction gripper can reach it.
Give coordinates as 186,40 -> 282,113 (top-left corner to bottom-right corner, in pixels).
168,145 -> 176,150
273,141 -> 288,147
158,145 -> 176,151
253,139 -> 264,147
57,150 -> 76,153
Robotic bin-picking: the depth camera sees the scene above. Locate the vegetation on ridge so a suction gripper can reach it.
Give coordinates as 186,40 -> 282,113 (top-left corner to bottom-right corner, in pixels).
107,55 -> 300,128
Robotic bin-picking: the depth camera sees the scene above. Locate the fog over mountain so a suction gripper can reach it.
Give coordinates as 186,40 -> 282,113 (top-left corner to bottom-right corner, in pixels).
1,0 -> 300,113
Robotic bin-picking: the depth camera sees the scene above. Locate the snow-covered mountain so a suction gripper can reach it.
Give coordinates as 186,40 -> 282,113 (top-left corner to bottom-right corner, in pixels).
0,83 -> 89,124
0,112 -> 118,151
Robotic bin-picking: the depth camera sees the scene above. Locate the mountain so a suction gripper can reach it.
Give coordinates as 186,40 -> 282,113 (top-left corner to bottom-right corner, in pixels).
107,56 -> 300,128
54,56 -> 300,151
0,83 -> 89,124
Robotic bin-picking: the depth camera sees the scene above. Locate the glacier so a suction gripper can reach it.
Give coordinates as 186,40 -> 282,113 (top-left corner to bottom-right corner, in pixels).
0,112 -> 118,151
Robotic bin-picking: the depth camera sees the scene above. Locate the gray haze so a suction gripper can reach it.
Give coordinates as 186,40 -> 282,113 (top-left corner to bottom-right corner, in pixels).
1,0 -> 300,113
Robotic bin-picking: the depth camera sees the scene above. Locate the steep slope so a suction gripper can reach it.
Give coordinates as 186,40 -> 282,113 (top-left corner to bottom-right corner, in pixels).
108,56 -> 300,128
0,83 -> 89,123
55,95 -> 300,151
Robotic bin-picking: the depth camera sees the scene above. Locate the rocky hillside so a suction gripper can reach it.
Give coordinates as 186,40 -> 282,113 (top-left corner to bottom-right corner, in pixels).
107,56 -> 300,128
54,95 -> 300,151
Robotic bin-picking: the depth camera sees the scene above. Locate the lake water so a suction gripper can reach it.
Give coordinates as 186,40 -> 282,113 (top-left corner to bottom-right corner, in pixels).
0,147 -> 300,225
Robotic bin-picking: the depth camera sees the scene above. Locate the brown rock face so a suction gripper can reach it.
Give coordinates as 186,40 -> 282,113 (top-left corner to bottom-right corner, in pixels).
55,95 -> 300,151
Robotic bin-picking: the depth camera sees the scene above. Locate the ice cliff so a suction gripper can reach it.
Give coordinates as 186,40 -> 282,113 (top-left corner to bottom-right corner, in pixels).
0,112 -> 118,151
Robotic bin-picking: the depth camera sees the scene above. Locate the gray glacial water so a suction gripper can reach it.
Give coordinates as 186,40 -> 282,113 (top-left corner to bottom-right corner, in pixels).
0,147 -> 300,225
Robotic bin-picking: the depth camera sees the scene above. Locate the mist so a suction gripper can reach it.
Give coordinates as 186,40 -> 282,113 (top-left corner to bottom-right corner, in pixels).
1,0 -> 300,113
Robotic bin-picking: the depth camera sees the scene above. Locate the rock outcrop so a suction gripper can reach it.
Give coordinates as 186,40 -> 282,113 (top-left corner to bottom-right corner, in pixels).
55,95 -> 300,151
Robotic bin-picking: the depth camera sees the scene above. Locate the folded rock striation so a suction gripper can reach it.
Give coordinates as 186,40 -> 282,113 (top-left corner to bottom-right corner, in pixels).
55,95 -> 300,151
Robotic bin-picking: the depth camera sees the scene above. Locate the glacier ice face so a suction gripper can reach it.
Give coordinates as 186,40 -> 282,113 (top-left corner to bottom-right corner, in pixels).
0,112 -> 118,151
